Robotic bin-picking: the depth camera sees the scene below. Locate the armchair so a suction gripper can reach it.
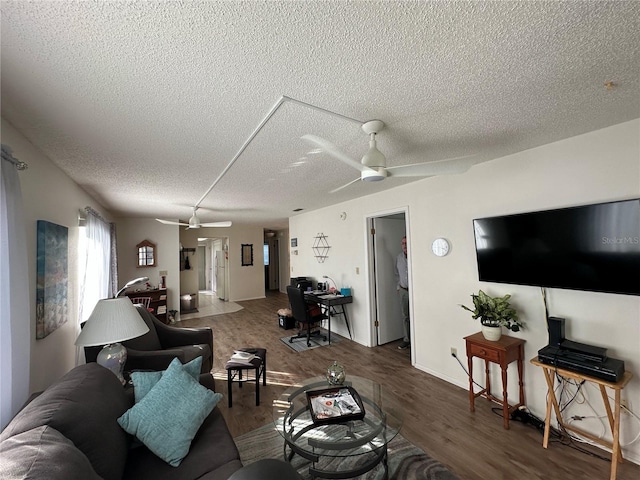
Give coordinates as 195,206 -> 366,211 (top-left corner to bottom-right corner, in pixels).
287,285 -> 327,347
84,305 -> 212,373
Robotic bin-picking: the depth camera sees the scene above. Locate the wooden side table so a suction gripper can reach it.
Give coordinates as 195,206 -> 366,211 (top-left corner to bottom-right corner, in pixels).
464,332 -> 525,429
530,357 -> 632,480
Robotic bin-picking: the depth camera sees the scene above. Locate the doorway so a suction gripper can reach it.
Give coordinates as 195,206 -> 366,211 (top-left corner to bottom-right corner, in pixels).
264,237 -> 279,291
197,237 -> 228,300
367,211 -> 408,346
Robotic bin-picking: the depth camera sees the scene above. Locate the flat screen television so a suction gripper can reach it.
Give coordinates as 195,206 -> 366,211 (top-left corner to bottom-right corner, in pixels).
472,198 -> 640,296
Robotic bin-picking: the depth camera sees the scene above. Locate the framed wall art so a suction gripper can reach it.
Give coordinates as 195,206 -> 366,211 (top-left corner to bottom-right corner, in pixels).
36,220 -> 69,339
241,244 -> 253,266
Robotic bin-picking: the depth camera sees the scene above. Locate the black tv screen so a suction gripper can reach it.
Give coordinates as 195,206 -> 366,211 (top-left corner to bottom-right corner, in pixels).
473,199 -> 640,296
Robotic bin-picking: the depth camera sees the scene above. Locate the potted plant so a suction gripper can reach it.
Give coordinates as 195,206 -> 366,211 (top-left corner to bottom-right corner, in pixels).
460,290 -> 523,341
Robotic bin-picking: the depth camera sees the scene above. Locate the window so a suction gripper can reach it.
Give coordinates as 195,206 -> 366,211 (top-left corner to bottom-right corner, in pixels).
136,240 -> 156,267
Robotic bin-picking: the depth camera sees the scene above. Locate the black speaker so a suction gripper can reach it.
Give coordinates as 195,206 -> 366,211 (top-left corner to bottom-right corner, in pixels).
547,317 -> 566,346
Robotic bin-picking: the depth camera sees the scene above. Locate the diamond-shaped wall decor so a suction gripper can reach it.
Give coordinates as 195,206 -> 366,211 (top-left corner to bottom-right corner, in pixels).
312,233 -> 331,263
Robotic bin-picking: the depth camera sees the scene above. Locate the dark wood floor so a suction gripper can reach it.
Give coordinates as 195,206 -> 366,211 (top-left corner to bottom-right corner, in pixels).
179,291 -> 639,480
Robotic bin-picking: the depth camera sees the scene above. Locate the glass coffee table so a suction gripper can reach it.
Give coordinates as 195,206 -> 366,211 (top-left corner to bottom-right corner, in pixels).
273,375 -> 404,479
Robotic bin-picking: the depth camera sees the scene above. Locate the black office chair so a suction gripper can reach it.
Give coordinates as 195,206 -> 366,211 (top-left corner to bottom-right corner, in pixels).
286,285 -> 327,347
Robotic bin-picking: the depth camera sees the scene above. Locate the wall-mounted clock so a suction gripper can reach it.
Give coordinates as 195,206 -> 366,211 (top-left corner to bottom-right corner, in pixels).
431,238 -> 450,257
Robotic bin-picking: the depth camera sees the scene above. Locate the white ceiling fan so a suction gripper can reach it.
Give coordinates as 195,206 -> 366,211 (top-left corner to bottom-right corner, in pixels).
302,120 -> 478,193
156,207 -> 232,229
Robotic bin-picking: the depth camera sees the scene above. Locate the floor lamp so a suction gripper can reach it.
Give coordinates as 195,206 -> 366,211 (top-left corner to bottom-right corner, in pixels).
75,297 -> 149,384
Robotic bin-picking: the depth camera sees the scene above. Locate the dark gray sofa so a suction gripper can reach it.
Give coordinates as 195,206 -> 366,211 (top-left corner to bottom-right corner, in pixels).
0,363 -> 244,480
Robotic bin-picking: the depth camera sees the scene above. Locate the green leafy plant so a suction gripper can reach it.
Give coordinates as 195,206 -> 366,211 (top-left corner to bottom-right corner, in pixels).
460,290 -> 524,332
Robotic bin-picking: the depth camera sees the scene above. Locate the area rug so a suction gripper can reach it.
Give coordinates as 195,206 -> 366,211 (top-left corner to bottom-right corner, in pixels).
235,423 -> 459,480
280,329 -> 343,352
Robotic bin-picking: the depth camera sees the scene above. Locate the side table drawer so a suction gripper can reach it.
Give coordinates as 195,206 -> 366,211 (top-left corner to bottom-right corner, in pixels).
468,343 -> 500,363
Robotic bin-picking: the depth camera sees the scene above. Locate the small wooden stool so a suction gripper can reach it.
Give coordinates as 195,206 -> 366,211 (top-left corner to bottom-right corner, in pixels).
225,348 -> 266,408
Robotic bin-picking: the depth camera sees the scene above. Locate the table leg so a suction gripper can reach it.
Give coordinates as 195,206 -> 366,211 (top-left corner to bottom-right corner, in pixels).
607,387 -> 624,480
468,354 -> 475,412
501,363 -> 510,429
541,367 -> 556,448
484,359 -> 491,401
341,305 -> 352,339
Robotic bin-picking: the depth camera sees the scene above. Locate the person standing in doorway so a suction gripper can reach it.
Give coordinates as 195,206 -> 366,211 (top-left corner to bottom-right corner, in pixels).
395,236 -> 410,349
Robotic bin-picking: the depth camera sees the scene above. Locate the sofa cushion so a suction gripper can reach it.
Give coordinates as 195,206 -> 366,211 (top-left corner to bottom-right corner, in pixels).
123,408 -> 242,480
0,363 -> 131,480
117,357 -> 222,467
0,425 -> 101,480
131,356 -> 202,403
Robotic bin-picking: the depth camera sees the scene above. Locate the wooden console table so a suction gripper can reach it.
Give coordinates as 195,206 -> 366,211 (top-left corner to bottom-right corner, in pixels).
124,289 -> 168,323
530,357 -> 632,480
464,332 -> 525,429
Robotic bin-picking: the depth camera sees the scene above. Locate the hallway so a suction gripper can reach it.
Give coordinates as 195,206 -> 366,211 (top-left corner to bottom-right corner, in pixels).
179,290 -> 243,320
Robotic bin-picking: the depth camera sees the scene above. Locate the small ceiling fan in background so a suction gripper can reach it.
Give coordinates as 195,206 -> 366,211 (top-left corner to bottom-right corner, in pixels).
303,120 -> 478,193
156,206 -> 232,229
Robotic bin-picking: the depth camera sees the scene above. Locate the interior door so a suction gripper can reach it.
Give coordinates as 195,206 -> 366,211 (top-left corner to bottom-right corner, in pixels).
215,250 -> 226,300
268,238 -> 279,290
198,245 -> 206,290
373,216 -> 406,345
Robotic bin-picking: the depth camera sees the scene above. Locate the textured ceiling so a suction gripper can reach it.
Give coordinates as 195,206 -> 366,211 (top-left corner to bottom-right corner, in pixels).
2,1 -> 639,230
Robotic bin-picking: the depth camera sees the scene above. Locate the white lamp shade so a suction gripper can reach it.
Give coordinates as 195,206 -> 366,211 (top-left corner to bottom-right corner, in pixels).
75,297 -> 149,347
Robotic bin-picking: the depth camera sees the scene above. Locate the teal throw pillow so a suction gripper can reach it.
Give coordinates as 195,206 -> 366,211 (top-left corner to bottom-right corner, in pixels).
117,358 -> 222,467
131,356 -> 202,403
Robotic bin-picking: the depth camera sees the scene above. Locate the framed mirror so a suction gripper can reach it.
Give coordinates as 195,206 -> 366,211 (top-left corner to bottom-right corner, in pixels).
136,240 -> 156,267
241,244 -> 253,266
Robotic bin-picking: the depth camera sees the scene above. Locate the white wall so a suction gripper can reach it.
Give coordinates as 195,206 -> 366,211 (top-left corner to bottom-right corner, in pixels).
1,118 -> 113,393
278,228 -> 290,293
290,119 -> 640,464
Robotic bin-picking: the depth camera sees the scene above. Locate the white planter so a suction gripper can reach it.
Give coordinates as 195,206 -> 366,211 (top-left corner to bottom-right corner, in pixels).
481,324 -> 502,341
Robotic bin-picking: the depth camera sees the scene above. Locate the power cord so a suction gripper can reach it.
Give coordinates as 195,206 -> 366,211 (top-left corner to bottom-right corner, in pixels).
451,351 -> 484,391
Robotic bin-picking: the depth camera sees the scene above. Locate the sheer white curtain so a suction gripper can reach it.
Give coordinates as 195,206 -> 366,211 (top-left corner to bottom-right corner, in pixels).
76,208 -> 113,365
0,149 -> 30,429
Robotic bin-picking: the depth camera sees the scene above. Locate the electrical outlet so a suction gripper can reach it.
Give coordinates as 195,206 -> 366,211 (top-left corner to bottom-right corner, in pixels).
621,399 -> 629,413
450,347 -> 457,357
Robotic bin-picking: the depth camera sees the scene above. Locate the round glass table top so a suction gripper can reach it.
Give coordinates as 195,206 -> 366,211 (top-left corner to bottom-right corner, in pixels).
273,375 -> 404,459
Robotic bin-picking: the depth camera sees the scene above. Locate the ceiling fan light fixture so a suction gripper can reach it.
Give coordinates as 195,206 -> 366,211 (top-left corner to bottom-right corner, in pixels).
361,167 -> 387,182
188,209 -> 201,228
361,135 -> 386,169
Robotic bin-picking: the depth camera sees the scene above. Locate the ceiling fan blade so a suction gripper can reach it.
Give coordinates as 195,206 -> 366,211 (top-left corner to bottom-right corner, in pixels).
386,155 -> 478,177
329,177 -> 361,193
156,218 -> 189,226
200,221 -> 232,227
302,134 -> 375,174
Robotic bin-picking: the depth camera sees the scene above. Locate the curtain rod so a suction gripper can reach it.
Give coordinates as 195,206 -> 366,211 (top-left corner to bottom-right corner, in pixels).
78,206 -> 110,227
1,144 -> 28,170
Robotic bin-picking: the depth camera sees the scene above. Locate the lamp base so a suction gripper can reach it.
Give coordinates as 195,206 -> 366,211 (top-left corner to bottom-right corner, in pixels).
96,343 -> 128,385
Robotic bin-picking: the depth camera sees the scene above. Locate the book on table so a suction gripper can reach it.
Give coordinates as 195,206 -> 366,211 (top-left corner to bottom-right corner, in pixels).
228,351 -> 257,365
306,386 -> 365,425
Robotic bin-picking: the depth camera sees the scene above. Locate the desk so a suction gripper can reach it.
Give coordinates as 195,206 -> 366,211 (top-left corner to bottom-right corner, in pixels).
305,293 -> 353,344
530,357 -> 632,480
124,289 -> 168,324
464,332 -> 525,429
